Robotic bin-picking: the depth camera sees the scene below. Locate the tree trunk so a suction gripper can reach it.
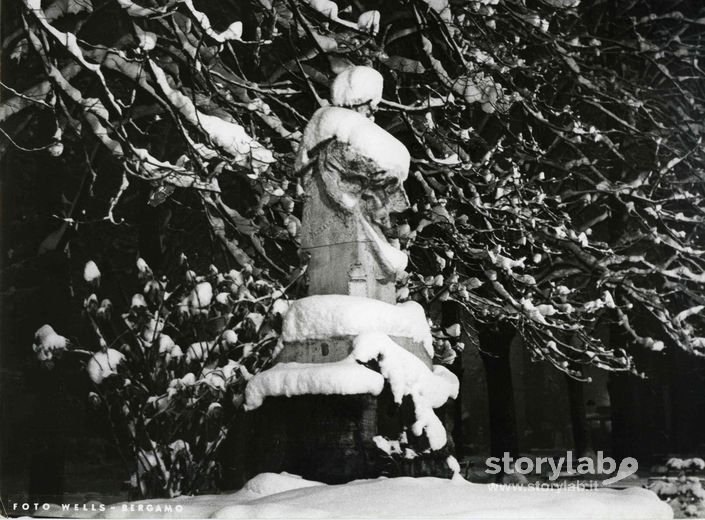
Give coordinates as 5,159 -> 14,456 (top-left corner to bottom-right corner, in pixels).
566,373 -> 593,457
451,354 -> 465,458
478,324 -> 518,461
441,301 -> 464,457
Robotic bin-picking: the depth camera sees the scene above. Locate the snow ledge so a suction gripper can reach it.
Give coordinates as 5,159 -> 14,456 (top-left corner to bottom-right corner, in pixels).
281,295 -> 434,357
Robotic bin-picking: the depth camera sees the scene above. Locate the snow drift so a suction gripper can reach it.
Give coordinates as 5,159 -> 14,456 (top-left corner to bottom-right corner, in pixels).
61,472 -> 672,519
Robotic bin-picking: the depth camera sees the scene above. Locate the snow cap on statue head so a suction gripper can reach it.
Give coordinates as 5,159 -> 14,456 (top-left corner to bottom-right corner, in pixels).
331,66 -> 384,111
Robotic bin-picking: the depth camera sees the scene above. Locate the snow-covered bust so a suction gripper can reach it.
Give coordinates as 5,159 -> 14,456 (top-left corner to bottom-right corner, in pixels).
296,66 -> 410,303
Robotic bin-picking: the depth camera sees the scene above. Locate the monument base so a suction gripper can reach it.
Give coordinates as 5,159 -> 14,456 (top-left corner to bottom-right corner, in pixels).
247,394 -> 379,484
276,336 -> 432,368
245,390 -> 457,484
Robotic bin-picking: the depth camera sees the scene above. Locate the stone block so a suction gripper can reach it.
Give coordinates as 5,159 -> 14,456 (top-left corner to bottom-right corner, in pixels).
275,336 -> 432,368
247,394 -> 379,484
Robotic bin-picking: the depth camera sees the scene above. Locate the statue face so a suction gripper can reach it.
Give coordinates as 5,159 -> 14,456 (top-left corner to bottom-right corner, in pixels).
317,140 -> 409,236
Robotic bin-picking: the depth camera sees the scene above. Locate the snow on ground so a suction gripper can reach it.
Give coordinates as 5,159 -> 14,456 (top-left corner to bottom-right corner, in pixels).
281,295 -> 433,356
61,472 -> 671,519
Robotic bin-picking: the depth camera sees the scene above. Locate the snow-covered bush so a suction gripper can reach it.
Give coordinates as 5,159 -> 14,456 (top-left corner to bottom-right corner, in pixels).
32,258 -> 288,498
648,457 -> 705,518
32,324 -> 69,367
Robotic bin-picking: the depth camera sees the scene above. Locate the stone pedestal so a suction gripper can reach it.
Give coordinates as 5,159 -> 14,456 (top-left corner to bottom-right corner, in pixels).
275,336 -> 432,369
246,391 -> 457,483
247,394 -> 379,483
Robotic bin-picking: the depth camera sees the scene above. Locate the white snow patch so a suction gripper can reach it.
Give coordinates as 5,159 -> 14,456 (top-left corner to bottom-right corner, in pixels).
134,25 -> 156,50
675,305 -> 704,325
83,260 -> 101,283
33,324 -> 68,361
352,333 -> 458,407
222,329 -> 238,346
296,107 -> 410,182
89,472 -> 672,519
182,0 -> 243,42
182,281 -> 213,310
215,291 -> 230,306
116,0 -> 160,16
242,472 -> 323,496
33,324 -> 67,350
86,348 -> 125,384
136,258 -> 151,275
357,10 -> 380,34
272,298 -> 290,316
445,323 -> 461,337
372,435 -> 402,456
150,63 -> 274,176
244,358 -> 384,410
358,213 -> 409,275
331,66 -> 383,109
130,293 -> 147,309
281,295 -> 433,356
446,455 -> 461,477
132,147 -> 219,191
156,334 -> 175,353
353,333 -> 458,450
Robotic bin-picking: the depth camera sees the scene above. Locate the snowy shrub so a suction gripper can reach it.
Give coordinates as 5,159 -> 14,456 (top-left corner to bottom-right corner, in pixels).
32,324 -> 69,367
648,458 -> 705,518
32,258 -> 287,498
